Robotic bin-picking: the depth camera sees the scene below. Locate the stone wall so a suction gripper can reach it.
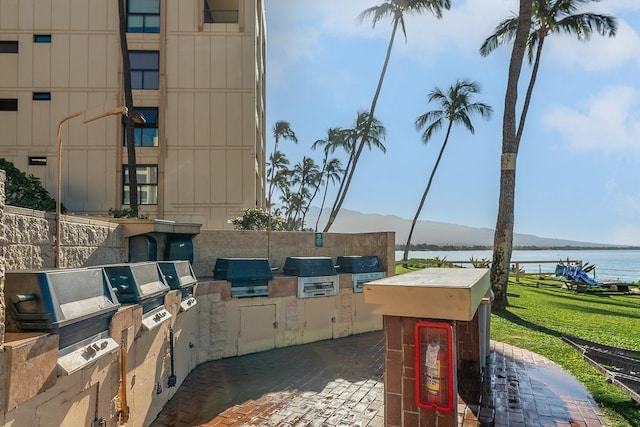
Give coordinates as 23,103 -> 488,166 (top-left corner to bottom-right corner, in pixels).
1,207 -> 125,271
193,230 -> 395,279
0,171 -> 6,410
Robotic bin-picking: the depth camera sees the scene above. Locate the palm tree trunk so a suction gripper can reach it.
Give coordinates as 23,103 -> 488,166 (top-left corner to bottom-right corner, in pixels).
324,149 -> 354,226
516,38 -> 544,145
403,121 -> 453,263
323,19 -> 399,232
315,174 -> 332,232
118,0 -> 138,214
266,138 -> 279,211
491,0 -> 532,311
303,156 -> 326,229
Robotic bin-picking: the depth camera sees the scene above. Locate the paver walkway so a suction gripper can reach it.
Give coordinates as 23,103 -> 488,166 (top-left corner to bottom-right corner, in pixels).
150,331 -> 610,427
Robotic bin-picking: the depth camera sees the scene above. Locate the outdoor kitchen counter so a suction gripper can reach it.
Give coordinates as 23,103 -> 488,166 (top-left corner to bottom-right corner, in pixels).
363,268 -> 490,321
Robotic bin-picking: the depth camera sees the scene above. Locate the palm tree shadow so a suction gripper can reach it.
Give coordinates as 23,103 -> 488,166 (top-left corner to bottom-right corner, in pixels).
493,309 -> 562,338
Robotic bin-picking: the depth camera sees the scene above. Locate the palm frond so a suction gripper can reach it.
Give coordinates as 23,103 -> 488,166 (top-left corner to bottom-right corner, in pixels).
480,15 -> 518,56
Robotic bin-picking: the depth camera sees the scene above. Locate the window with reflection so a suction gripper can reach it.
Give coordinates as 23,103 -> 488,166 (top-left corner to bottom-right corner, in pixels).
127,0 -> 160,33
123,107 -> 158,147
123,165 -> 158,205
129,51 -> 159,89
204,0 -> 239,23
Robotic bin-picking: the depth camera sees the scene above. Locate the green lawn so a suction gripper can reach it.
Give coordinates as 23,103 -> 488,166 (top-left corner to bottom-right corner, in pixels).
395,263 -> 640,427
492,275 -> 640,426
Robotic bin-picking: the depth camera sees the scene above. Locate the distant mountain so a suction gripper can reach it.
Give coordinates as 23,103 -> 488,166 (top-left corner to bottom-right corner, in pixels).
306,207 -> 613,248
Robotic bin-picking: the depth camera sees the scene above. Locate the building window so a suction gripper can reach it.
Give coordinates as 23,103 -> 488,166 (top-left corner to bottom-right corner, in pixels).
127,0 -> 160,33
123,165 -> 158,205
33,35 -> 52,43
0,99 -> 18,111
204,0 -> 239,23
29,156 -> 47,166
129,51 -> 159,90
123,107 -> 159,147
0,41 -> 18,53
32,92 -> 51,101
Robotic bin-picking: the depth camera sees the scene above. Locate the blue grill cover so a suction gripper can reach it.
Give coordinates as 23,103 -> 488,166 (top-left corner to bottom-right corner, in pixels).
283,257 -> 337,277
336,256 -> 384,273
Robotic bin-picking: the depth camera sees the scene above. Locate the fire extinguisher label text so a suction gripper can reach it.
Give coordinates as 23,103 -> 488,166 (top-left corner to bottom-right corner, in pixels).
425,341 -> 440,397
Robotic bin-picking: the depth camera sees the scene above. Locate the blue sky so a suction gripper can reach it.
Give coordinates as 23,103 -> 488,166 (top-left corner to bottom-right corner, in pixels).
264,0 -> 640,245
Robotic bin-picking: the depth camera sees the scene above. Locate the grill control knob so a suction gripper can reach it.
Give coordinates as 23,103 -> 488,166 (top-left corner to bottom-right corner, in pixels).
83,346 -> 97,358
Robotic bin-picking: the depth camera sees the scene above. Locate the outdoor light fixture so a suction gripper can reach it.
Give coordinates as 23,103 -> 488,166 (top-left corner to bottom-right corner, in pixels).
55,106 -> 138,267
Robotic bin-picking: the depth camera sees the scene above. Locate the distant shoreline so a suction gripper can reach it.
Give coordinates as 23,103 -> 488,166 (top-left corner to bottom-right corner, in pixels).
395,245 -> 640,251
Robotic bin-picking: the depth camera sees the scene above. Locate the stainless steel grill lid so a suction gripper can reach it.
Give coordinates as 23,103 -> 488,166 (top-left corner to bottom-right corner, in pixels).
158,260 -> 197,291
100,262 -> 172,329
100,262 -> 170,305
158,260 -> 198,310
4,268 -> 120,349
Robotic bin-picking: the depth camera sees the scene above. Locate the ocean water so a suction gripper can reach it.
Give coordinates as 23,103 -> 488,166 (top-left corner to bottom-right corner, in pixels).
397,249 -> 640,283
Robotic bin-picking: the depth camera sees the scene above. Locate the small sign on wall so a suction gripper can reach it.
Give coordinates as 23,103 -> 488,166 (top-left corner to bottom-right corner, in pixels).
314,232 -> 323,247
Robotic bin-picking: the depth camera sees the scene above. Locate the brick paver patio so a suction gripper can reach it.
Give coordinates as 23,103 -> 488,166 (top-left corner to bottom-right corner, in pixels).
150,331 -> 610,427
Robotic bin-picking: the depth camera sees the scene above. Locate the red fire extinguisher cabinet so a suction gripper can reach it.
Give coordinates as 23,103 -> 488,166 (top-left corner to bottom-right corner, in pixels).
414,320 -> 455,412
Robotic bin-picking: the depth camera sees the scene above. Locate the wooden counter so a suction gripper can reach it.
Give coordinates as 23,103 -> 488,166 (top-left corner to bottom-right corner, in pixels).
363,268 -> 490,321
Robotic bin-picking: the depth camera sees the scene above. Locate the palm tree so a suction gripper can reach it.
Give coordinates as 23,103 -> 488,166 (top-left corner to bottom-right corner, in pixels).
307,128 -> 346,229
322,0 -> 451,232
118,0 -> 138,215
314,158 -> 344,231
267,121 -> 298,211
480,0 -> 617,310
267,150 -> 290,188
287,157 -> 320,229
402,80 -> 492,264
322,111 -> 387,232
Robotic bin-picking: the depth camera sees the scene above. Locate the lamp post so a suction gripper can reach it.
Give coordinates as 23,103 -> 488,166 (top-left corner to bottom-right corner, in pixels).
55,106 -> 129,268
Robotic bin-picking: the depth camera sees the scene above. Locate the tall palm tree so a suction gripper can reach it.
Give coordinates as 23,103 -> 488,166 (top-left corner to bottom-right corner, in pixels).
267,121 -> 298,211
402,80 -> 492,263
480,0 -> 617,310
322,111 -> 387,232
481,0 -> 616,145
322,0 -> 451,232
118,0 -> 138,215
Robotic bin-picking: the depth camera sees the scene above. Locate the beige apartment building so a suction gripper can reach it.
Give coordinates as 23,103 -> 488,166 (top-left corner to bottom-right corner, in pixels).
0,0 -> 267,230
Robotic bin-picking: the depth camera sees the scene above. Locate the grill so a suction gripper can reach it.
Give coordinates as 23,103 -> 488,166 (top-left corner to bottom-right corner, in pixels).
158,260 -> 198,311
4,268 -> 121,375
336,255 -> 386,293
283,257 -> 339,298
100,262 -> 172,331
213,258 -> 273,298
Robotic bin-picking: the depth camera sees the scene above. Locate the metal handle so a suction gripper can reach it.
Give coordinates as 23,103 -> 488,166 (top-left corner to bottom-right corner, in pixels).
10,294 -> 37,304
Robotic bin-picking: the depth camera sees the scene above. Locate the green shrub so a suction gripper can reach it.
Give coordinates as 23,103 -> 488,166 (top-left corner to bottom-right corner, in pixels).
0,158 -> 64,212
231,208 -> 284,231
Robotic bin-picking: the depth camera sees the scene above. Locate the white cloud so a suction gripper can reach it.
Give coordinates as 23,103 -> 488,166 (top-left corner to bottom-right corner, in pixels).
267,25 -> 322,87
546,19 -> 640,71
542,85 -> 640,153
266,0 -> 519,78
268,0 -> 640,72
